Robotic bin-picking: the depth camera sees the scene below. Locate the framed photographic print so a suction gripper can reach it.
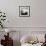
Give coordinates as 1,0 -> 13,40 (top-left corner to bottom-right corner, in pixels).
19,6 -> 30,17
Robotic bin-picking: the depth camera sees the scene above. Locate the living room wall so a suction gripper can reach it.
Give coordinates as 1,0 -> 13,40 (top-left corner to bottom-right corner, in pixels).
0,0 -> 46,36
0,0 -> 46,27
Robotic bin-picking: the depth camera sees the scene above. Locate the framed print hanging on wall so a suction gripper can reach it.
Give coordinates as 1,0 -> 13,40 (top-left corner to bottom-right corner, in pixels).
19,6 -> 30,17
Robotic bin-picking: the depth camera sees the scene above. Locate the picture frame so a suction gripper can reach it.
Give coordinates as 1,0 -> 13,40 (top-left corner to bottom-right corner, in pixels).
19,6 -> 30,17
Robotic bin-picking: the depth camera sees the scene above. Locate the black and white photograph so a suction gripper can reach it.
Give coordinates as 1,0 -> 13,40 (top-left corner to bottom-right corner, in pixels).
19,6 -> 30,17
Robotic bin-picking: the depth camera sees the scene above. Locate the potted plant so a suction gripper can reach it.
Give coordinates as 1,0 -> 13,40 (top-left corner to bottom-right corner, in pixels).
0,10 -> 6,28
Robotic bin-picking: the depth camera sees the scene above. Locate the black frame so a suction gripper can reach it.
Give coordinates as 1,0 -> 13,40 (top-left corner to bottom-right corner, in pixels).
19,6 -> 30,17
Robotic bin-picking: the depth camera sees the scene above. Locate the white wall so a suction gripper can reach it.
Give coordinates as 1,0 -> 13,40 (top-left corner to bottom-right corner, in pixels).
0,0 -> 46,31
